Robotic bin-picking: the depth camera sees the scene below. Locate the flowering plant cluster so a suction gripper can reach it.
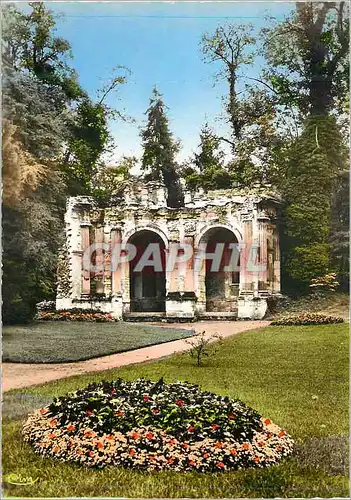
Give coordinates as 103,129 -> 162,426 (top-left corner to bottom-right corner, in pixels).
271,312 -> 344,326
22,379 -> 293,472
309,273 -> 339,292
38,309 -> 116,322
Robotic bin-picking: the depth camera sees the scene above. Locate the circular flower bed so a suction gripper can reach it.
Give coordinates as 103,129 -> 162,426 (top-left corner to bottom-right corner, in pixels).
271,312 -> 344,326
22,379 -> 294,472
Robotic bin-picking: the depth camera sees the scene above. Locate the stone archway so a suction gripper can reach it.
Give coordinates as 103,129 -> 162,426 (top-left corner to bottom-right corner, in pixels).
127,230 -> 166,312
198,227 -> 240,313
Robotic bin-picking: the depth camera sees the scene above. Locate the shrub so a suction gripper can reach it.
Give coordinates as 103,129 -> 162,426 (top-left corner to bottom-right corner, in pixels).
271,312 -> 344,326
309,273 -> 339,293
36,300 -> 56,312
22,378 -> 294,472
37,308 -> 116,322
185,331 -> 222,366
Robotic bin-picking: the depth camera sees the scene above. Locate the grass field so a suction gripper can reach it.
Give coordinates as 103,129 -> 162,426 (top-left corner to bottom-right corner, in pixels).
2,323 -> 349,498
2,321 -> 195,363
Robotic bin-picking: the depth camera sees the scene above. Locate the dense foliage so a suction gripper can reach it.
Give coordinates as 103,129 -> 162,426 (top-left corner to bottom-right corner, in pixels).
271,312 -> 344,326
23,379 -> 293,471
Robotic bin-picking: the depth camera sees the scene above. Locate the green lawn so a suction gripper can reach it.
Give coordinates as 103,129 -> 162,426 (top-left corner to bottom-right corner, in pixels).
2,324 -> 349,498
2,321 -> 195,363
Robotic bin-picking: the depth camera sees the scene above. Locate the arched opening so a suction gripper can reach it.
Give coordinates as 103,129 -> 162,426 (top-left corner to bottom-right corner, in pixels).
128,230 -> 166,312
200,227 -> 239,313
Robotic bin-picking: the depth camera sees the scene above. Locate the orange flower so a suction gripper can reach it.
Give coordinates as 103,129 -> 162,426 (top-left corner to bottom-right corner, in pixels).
86,410 -> 93,416
182,443 -> 189,449
215,442 -> 223,449
211,423 -> 220,430
129,448 -> 136,456
278,430 -> 286,437
48,432 -> 55,439
106,434 -> 114,441
217,461 -> 225,468
264,418 -> 271,425
53,445 -> 61,453
88,450 -> 94,457
97,441 -> 104,449
131,432 -> 140,440
230,449 -> 237,456
152,408 -> 160,414
187,425 -> 195,432
243,443 -> 250,450
116,411 -> 125,417
167,439 -> 177,445
146,431 -> 154,440
228,413 -> 236,420
84,430 -> 96,438
168,457 -> 175,464
67,424 -> 75,432
188,460 -> 195,466
203,452 -> 210,459
258,441 -> 265,447
40,408 -> 48,415
254,456 -> 261,463
149,455 -> 156,461
49,419 -> 57,427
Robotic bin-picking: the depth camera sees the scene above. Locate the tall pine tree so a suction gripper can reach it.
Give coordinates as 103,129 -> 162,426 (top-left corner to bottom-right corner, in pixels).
141,88 -> 184,207
183,123 -> 231,191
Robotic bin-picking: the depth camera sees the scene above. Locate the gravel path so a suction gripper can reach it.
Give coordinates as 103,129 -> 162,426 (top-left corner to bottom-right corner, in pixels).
2,321 -> 270,392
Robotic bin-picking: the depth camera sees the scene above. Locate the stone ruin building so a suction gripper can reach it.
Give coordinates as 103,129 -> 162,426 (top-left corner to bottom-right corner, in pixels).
56,182 -> 282,321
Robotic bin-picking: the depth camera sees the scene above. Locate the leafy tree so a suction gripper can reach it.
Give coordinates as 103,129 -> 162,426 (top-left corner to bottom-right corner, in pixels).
200,24 -> 280,186
92,156 -> 136,205
262,2 -> 349,116
2,2 -> 84,99
62,67 -> 131,196
141,88 -> 184,207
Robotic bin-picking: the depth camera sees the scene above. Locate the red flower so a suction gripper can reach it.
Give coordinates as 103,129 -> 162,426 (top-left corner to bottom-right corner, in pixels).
131,432 -> 140,440
217,462 -> 225,469
152,408 -> 160,414
167,438 -> 177,445
187,425 -> 195,432
182,443 -> 189,449
215,442 -> 223,449
231,449 -> 237,456
203,452 -> 210,459
228,413 -> 236,420
86,410 -> 93,416
129,448 -> 136,456
146,431 -> 154,440
149,455 -> 156,461
143,395 -> 150,402
110,388 -> 117,395
67,424 -> 75,432
254,456 -> 261,463
278,430 -> 286,437
88,450 -> 94,457
40,408 -> 48,415
211,423 -> 220,430
176,399 -> 184,406
264,418 -> 271,425
48,432 -> 55,439
116,411 -> 125,417
188,460 -> 195,466
97,441 -> 104,449
106,434 -> 114,441
49,419 -> 57,427
243,443 -> 250,450
168,456 -> 175,464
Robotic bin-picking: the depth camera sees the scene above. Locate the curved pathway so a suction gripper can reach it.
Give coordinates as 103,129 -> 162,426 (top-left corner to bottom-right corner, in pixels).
2,321 -> 270,392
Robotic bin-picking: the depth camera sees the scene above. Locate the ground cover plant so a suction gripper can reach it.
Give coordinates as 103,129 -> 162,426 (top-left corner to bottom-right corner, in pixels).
2,322 -> 195,363
22,378 -> 293,471
2,324 -> 349,497
271,312 -> 344,326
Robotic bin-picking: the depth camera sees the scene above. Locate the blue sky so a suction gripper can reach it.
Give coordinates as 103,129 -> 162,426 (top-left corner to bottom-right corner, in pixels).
16,1 -> 294,164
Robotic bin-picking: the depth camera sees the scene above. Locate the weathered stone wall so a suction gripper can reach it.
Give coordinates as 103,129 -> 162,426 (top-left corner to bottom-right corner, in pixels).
56,182 -> 282,320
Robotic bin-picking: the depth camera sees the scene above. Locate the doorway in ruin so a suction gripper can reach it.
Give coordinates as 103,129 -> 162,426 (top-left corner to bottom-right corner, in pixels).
200,227 -> 239,312
128,230 -> 166,312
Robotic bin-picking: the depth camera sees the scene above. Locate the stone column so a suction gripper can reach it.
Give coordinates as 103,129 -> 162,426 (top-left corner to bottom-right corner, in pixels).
95,225 -> 105,294
111,227 -> 122,295
80,223 -> 91,296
